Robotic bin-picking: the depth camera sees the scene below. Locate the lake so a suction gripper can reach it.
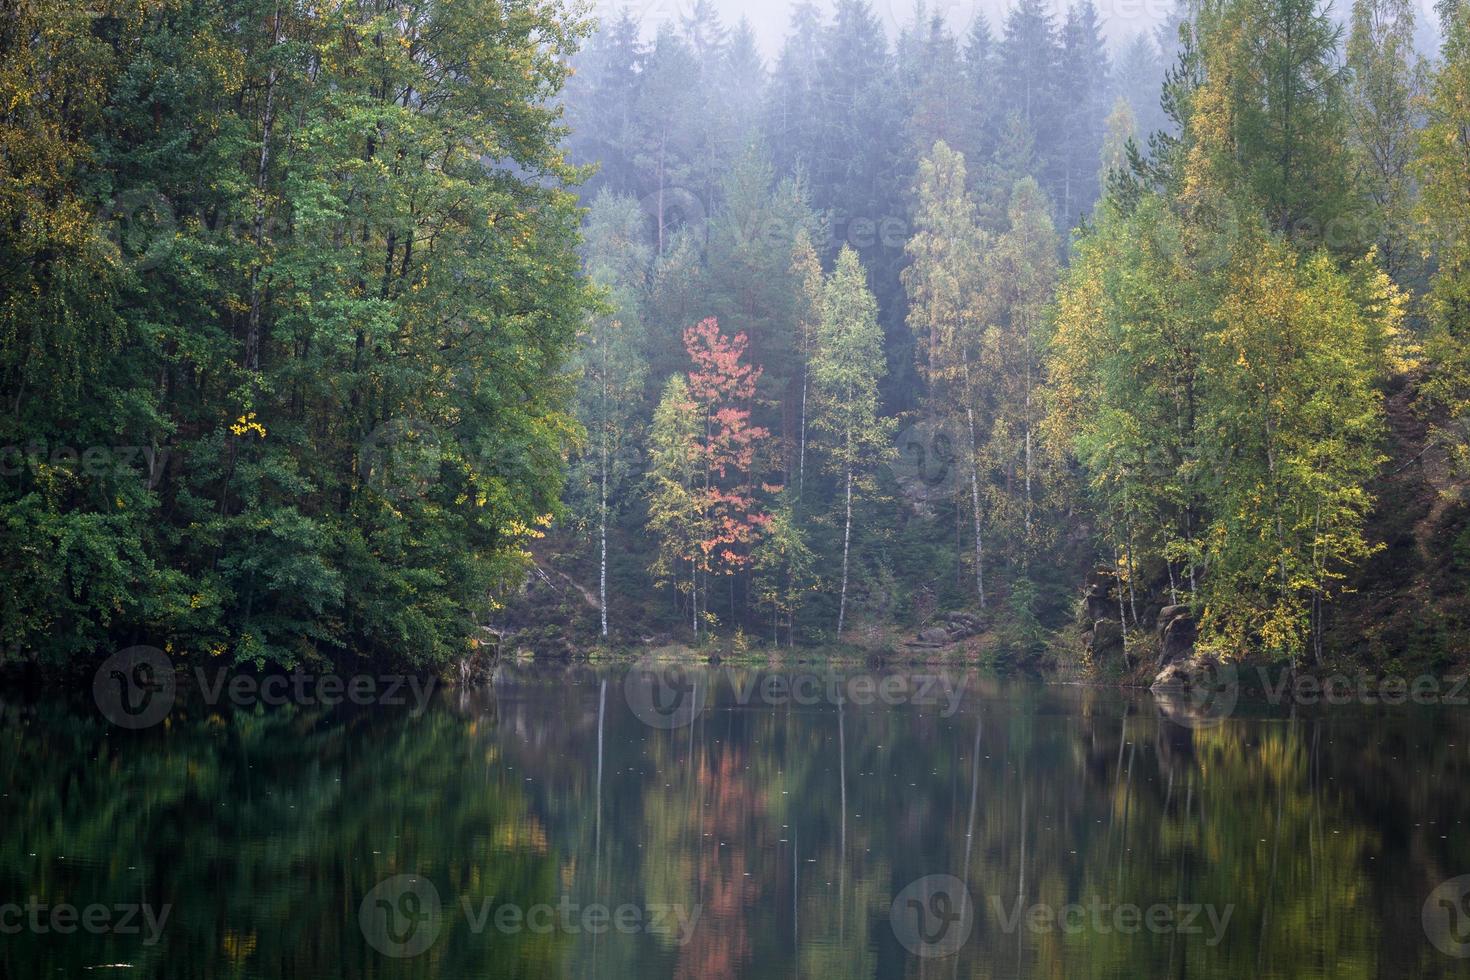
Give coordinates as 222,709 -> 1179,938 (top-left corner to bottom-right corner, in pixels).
3,662 -> 1470,978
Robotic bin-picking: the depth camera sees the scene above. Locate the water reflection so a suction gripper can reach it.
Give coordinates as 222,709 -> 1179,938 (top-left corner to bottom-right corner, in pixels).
2,666 -> 1469,978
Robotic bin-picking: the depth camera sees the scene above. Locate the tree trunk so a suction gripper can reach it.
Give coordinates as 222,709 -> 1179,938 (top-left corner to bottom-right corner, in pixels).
966,403 -> 986,609
1116,546 -> 1130,659
1125,513 -> 1139,626
838,467 -> 853,637
962,357 -> 986,608
798,365 -> 807,501
599,336 -> 609,640
599,458 -> 608,639
244,3 -> 283,377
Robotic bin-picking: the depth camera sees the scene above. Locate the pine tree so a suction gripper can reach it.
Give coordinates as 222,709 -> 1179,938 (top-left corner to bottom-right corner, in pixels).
899,12 -> 969,162
704,147 -> 815,479
634,26 -> 701,254
719,19 -> 767,150
997,0 -> 1061,207
564,9 -> 644,197
962,16 -> 1002,175
1112,32 -> 1170,145
1056,1 -> 1111,223
814,0 -> 903,244
1195,0 -> 1355,242
764,1 -> 827,180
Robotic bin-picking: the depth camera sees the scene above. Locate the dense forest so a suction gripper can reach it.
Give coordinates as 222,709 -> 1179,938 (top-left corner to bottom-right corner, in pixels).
534,0 -> 1470,679
5,0 -> 1470,680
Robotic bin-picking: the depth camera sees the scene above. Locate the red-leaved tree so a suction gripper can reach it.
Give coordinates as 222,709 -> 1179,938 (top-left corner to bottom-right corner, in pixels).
684,318 -> 771,622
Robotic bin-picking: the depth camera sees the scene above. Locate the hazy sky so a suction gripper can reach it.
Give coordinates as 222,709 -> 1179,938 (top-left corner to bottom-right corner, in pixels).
602,0 -> 1446,57
601,0 -> 1180,55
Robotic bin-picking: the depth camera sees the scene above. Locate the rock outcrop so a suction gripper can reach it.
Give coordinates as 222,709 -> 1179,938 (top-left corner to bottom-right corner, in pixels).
1156,604 -> 1198,667
905,610 -> 984,649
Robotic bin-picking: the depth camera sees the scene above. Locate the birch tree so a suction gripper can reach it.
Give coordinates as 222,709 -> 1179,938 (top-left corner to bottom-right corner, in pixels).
811,247 -> 893,636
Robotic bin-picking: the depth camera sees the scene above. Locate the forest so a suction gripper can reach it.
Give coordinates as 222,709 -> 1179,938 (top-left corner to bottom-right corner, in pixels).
5,0 -> 1470,681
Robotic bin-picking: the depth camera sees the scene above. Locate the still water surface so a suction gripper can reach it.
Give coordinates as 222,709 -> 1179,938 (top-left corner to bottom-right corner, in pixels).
3,664 -> 1470,978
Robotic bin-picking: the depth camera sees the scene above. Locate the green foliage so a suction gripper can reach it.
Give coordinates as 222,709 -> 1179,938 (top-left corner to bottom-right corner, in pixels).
0,0 -> 594,667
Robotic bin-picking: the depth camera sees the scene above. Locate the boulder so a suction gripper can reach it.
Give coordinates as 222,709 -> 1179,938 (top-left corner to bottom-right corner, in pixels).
1085,593 -> 1115,623
1157,605 -> 1190,632
918,626 -> 952,645
943,611 -> 982,633
1084,567 -> 1120,621
1159,613 -> 1197,667
1090,618 -> 1124,661
1150,653 -> 1239,727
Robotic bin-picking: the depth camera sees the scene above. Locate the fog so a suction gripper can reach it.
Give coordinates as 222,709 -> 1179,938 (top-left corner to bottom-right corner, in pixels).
615,0 -> 1188,52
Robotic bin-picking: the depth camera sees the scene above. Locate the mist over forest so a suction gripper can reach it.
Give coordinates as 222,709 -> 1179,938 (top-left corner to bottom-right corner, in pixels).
524,0 -> 1469,683
12,5 -> 1470,976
